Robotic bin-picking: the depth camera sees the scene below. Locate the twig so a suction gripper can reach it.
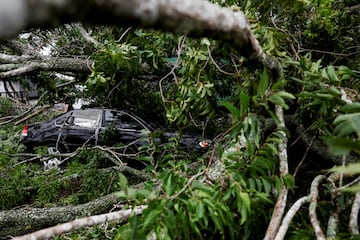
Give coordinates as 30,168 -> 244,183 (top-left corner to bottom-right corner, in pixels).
13,205 -> 148,240
170,171 -> 204,199
336,176 -> 360,192
158,35 -> 186,107
14,107 -> 48,125
293,135 -> 315,176
299,48 -> 357,57
116,27 -> 132,42
0,91 -> 48,126
339,155 -> 347,187
11,155 -> 43,168
207,46 -> 239,76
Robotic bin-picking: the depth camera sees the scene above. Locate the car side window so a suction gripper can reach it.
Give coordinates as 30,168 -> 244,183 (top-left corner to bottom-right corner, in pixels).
69,110 -> 101,128
104,111 -> 144,130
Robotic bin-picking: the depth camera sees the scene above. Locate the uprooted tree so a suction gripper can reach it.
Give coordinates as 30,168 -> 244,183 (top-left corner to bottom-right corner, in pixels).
0,0 -> 359,239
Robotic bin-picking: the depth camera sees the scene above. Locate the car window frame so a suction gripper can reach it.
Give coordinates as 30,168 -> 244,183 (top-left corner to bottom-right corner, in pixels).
102,110 -> 151,132
54,112 -> 72,127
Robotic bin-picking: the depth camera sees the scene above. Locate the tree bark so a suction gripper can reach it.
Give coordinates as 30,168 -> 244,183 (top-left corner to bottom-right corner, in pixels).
0,55 -> 92,78
0,0 -> 280,75
0,191 -> 124,237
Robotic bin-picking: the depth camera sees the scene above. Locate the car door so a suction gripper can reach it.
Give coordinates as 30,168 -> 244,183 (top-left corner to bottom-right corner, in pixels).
59,109 -> 102,151
100,110 -> 149,147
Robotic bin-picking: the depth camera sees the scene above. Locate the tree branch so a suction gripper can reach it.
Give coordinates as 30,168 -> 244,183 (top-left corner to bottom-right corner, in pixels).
13,205 -> 147,240
264,105 -> 289,240
350,191 -> 360,235
275,196 -> 310,240
75,23 -> 100,48
0,0 -> 280,74
309,175 -> 328,240
0,191 -> 123,236
0,56 -> 92,78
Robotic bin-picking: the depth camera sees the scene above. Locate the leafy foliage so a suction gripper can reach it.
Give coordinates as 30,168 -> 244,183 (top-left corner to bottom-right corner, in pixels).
0,0 -> 359,239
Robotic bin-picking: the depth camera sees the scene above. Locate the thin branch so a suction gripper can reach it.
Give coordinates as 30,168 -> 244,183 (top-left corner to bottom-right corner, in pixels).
0,39 -> 34,55
75,23 -> 100,47
350,191 -> 360,235
293,135 -> 315,176
299,48 -> 358,57
326,211 -> 338,238
336,176 -> 360,192
275,196 -> 310,240
264,105 -> 289,240
309,175 -> 327,240
13,205 -> 147,240
207,46 -> 239,76
170,171 -> 204,199
159,35 -> 186,107
116,27 -> 133,42
0,91 -> 48,126
0,53 -> 33,64
0,57 -> 91,78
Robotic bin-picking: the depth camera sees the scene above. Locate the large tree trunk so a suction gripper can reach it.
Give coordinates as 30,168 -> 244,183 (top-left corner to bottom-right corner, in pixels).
0,191 -> 124,237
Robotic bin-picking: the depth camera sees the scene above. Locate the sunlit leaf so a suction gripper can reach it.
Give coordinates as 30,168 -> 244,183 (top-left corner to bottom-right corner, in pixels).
329,163 -> 360,175
220,100 -> 240,119
326,137 -> 360,155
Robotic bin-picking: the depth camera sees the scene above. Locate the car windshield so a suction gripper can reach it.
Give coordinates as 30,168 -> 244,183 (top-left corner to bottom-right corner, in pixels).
70,109 -> 101,128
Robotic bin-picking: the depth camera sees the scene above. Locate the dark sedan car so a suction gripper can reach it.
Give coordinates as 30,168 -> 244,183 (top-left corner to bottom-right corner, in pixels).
20,108 -> 211,153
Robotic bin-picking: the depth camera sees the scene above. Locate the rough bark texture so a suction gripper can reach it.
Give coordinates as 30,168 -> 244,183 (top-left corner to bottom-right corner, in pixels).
0,56 -> 91,78
264,106 -> 289,240
0,0 -> 280,75
13,205 -> 147,240
0,191 -> 123,237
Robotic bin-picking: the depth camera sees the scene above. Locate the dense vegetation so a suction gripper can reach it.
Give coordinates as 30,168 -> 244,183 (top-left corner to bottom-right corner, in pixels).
0,0 -> 359,239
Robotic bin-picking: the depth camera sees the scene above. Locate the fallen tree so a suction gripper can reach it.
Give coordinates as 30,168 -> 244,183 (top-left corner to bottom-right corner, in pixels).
0,0 -> 359,239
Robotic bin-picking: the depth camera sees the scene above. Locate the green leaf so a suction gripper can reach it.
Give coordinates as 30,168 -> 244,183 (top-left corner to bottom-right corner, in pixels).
119,173 -> 128,191
239,192 -> 251,212
258,69 -> 269,97
333,113 -> 360,138
327,86 -> 341,96
269,95 -> 288,109
240,203 -> 248,225
261,178 -> 272,195
275,91 -> 295,99
220,100 -> 240,119
143,208 -> 161,230
341,185 -> 360,192
239,91 -> 250,118
329,163 -> 360,175
164,174 -> 173,195
341,103 -> 360,113
282,174 -> 295,190
201,38 -> 211,46
326,65 -> 340,82
326,137 -> 360,155
315,93 -> 334,100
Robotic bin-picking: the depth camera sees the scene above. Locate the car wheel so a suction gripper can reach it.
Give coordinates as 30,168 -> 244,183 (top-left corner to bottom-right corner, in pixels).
43,147 -> 62,171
